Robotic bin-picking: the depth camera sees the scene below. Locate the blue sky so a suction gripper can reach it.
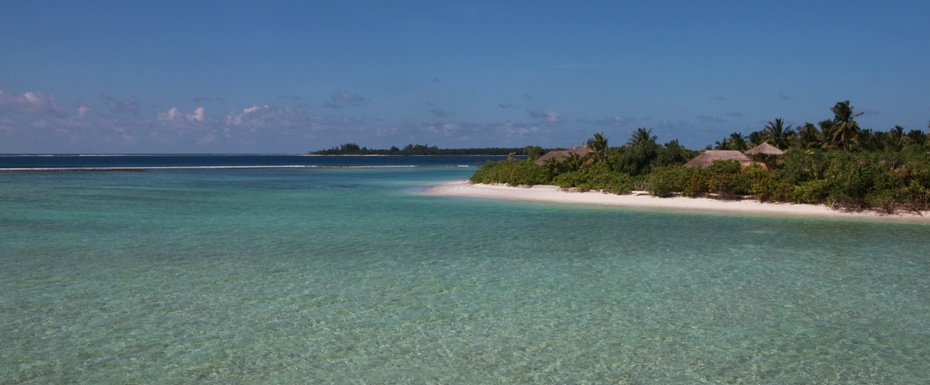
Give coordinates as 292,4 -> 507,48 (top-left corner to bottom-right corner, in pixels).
2,1 -> 928,153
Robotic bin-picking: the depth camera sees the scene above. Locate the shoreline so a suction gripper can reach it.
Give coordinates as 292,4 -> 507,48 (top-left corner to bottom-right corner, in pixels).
426,181 -> 930,223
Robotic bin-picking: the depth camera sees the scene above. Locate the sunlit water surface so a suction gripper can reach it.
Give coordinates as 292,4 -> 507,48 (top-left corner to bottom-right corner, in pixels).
2,161 -> 928,384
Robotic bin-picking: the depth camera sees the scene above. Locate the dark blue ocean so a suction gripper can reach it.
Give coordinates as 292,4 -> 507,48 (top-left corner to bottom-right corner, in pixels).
1,155 -> 928,384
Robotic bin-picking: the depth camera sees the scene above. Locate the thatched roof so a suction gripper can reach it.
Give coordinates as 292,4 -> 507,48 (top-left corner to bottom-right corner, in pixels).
534,145 -> 592,165
745,143 -> 785,156
684,150 -> 754,168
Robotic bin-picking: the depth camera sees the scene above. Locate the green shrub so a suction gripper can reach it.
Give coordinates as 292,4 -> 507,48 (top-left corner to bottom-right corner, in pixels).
791,179 -> 831,204
684,168 -> 707,197
865,189 -> 901,214
821,152 -> 873,209
506,160 -> 549,186
470,160 -> 513,184
703,160 -> 744,199
741,163 -> 771,201
552,170 -> 586,189
470,160 -> 549,186
646,166 -> 692,197
553,163 -> 633,194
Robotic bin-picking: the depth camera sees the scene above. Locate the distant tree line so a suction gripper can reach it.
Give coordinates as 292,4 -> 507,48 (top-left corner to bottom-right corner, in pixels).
470,101 -> 930,214
310,143 -> 537,156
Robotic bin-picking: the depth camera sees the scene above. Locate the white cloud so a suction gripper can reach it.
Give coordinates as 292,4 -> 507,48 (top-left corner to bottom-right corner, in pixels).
580,116 -> 638,127
376,126 -> 399,137
101,95 -> 141,114
527,109 -> 564,123
0,90 -> 61,114
191,106 -> 205,122
425,122 -> 460,135
163,108 -> 181,122
226,105 -> 269,126
527,109 -> 546,119
242,105 -> 267,115
158,106 -> 208,126
498,121 -> 540,137
324,90 -> 366,108
0,117 -> 14,133
225,105 -> 312,131
333,90 -> 364,103
545,111 -> 564,123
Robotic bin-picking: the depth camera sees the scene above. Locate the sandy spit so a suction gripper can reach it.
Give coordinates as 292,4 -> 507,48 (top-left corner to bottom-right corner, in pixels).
425,181 -> 930,223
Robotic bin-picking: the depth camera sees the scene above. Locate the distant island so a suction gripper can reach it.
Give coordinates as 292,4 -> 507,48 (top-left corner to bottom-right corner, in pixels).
310,143 -> 546,156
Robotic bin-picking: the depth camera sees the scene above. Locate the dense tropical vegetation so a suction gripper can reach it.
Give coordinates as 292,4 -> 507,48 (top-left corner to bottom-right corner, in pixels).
471,101 -> 930,213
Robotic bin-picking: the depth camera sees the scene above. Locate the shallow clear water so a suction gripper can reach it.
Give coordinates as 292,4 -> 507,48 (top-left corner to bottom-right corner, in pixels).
2,165 -> 929,384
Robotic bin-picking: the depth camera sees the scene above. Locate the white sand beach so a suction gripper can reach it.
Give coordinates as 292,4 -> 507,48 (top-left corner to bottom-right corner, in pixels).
427,181 -> 930,222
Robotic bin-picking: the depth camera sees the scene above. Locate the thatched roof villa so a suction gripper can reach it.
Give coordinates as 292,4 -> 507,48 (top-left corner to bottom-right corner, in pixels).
684,150 -> 756,168
534,145 -> 592,165
745,143 -> 785,156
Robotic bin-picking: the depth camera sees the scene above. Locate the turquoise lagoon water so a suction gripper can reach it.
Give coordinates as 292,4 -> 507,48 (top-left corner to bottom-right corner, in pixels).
1,158 -> 929,384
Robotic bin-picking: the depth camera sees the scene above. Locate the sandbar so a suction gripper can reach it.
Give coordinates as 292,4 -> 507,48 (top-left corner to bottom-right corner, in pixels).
426,181 -> 930,222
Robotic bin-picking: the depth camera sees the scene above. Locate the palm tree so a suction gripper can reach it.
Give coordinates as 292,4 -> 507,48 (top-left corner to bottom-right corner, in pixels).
728,132 -> 748,151
747,131 -> 764,148
621,128 -> 659,176
586,132 -> 609,164
627,127 -> 657,148
907,129 -> 928,148
763,118 -> 795,149
715,132 -> 748,150
656,139 -> 691,166
885,125 -> 908,150
546,152 -> 585,173
524,145 -> 546,161
797,122 -> 824,149
857,129 -> 881,151
818,120 -> 836,149
830,100 -> 863,151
